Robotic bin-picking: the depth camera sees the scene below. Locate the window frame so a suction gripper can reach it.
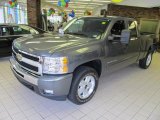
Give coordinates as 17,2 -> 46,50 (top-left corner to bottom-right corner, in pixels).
0,26 -> 12,36
127,20 -> 138,38
64,17 -> 111,39
110,20 -> 126,35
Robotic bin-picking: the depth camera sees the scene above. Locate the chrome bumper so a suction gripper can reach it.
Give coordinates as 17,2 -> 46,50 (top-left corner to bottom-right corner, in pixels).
10,57 -> 38,85
10,57 -> 73,100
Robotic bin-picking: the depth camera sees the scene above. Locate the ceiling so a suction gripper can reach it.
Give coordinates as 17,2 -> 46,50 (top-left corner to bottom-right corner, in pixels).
41,0 -> 112,16
0,0 -> 159,16
41,0 -> 160,16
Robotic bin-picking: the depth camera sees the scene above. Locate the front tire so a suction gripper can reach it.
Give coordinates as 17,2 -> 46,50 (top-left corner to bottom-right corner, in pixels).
139,50 -> 153,69
68,66 -> 99,105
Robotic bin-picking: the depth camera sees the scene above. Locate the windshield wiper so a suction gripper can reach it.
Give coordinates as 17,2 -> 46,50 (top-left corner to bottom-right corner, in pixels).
65,32 -> 88,37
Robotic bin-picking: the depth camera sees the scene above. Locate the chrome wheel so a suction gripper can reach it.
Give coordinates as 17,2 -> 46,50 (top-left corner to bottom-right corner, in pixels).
78,75 -> 96,99
146,53 -> 152,66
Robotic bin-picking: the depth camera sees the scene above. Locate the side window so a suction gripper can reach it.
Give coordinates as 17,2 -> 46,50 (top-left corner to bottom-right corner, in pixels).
13,26 -> 31,35
128,21 -> 138,37
13,26 -> 22,35
13,26 -> 30,35
1,27 -> 10,36
111,20 -> 125,35
13,25 -> 38,35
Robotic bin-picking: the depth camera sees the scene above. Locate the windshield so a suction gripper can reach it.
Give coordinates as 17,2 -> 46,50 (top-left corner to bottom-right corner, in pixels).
30,26 -> 46,34
64,18 -> 110,39
12,25 -> 46,35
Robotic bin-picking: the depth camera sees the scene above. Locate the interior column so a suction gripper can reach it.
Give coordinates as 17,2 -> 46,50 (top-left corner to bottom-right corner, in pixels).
27,0 -> 41,28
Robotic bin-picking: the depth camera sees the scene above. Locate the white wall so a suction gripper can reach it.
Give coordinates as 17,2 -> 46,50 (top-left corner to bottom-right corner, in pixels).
0,7 -> 4,23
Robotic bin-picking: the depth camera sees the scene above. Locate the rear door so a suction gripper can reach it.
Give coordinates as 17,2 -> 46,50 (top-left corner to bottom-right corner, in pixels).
125,20 -> 141,62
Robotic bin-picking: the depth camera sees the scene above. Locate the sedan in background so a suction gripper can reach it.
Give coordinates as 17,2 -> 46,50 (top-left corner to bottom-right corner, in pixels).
0,24 -> 45,57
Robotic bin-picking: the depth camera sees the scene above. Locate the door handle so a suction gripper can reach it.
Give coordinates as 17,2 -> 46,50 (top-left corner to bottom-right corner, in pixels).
130,37 -> 138,41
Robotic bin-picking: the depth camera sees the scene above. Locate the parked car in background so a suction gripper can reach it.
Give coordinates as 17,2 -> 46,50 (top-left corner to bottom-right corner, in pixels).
0,24 -> 45,57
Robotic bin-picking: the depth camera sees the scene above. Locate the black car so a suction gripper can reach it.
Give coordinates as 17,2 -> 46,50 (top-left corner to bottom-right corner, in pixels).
0,24 -> 45,57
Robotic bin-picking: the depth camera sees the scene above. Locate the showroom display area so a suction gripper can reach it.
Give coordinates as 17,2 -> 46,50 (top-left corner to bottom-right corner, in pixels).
0,0 -> 160,120
10,16 -> 157,104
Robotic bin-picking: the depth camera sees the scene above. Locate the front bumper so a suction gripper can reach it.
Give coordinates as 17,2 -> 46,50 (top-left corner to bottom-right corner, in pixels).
10,57 -> 73,100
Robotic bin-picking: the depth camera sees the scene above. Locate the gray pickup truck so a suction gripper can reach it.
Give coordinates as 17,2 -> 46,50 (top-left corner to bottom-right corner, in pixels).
10,16 -> 155,105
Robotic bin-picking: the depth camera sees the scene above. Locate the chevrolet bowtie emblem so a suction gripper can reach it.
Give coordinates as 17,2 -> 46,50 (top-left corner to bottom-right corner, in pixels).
16,53 -> 23,61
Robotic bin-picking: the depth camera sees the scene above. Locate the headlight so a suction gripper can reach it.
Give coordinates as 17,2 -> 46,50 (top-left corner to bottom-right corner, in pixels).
43,57 -> 68,74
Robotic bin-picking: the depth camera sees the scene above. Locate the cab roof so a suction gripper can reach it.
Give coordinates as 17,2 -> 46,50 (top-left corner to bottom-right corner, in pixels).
79,16 -> 135,21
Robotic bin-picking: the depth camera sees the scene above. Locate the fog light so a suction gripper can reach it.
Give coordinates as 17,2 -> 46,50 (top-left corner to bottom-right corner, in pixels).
44,90 -> 54,95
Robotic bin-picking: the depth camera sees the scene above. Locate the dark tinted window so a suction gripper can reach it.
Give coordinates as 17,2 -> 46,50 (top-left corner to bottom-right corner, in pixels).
12,25 -> 44,35
128,21 -> 138,37
1,27 -> 11,36
111,20 -> 125,35
13,25 -> 31,35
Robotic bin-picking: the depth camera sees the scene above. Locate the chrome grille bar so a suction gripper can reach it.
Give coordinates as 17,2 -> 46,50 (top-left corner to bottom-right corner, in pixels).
12,47 -> 42,76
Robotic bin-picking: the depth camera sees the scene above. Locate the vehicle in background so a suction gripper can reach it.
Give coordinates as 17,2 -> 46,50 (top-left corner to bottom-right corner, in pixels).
0,24 -> 45,57
10,16 -> 156,105
139,19 -> 160,52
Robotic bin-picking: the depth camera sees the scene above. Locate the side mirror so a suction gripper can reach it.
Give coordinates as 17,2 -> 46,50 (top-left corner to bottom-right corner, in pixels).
108,34 -> 121,42
59,28 -> 64,35
120,29 -> 131,44
108,35 -> 114,41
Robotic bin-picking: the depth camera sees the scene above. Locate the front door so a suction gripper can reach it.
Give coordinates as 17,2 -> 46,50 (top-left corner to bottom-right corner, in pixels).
106,20 -> 130,73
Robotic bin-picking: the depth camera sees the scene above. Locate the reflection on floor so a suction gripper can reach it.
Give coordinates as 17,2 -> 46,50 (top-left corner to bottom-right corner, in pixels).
0,54 -> 160,120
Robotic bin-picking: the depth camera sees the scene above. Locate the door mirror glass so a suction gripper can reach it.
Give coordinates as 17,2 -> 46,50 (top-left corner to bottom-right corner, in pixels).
59,28 -> 64,35
108,35 -> 114,41
120,29 -> 130,44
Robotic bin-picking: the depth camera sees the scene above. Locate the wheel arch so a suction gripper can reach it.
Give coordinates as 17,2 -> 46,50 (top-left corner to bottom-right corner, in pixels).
73,59 -> 102,77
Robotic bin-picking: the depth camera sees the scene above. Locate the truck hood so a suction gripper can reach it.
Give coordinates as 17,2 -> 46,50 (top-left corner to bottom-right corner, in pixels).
13,33 -> 96,56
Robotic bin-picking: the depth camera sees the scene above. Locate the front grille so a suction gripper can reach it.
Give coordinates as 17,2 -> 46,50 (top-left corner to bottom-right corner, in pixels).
12,46 -> 42,75
13,68 -> 24,78
13,47 -> 39,62
13,55 -> 38,72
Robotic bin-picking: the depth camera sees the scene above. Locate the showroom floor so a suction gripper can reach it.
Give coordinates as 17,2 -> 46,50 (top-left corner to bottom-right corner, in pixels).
0,54 -> 160,120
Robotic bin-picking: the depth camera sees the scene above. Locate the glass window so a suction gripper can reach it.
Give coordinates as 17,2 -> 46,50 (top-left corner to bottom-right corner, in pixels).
1,27 -> 10,36
64,18 -> 110,39
13,26 -> 30,35
66,19 -> 84,33
111,20 -> 125,35
128,21 -> 138,37
0,6 -> 4,23
12,25 -> 39,35
0,2 -> 27,24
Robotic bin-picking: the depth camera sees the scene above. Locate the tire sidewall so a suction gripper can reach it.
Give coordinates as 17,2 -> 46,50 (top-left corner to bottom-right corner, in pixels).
145,51 -> 153,68
74,69 -> 98,104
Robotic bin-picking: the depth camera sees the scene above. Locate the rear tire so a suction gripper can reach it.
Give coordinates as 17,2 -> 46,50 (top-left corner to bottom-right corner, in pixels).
68,66 -> 99,105
139,50 -> 153,69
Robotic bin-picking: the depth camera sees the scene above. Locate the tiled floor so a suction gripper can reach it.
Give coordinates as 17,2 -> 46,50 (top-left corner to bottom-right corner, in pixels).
0,54 -> 160,120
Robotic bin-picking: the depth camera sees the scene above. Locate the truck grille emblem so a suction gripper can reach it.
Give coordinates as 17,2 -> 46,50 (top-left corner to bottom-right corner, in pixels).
16,53 -> 23,61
